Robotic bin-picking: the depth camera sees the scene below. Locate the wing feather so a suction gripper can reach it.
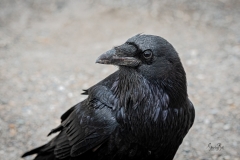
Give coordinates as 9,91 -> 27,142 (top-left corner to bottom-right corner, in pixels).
22,72 -> 119,160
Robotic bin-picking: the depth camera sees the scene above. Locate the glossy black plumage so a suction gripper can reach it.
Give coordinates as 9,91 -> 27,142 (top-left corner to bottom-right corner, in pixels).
22,34 -> 195,160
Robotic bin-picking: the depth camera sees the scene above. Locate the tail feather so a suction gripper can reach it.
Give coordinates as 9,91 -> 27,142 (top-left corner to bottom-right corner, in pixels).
22,144 -> 59,160
34,153 -> 57,160
22,145 -> 46,157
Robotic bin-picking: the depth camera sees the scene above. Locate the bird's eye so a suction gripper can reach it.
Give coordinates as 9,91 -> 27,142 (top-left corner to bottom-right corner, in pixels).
143,50 -> 153,59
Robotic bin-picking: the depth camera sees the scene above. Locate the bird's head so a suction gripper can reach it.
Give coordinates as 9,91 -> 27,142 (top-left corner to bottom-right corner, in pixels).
96,34 -> 185,81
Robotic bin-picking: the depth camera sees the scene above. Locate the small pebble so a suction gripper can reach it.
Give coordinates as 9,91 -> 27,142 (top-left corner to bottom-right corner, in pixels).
223,124 -> 230,130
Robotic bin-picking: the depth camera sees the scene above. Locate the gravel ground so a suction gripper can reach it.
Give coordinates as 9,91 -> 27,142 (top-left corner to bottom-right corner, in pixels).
0,0 -> 240,160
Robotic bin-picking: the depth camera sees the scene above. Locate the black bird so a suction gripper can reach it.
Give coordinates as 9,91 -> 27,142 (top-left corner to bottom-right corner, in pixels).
22,34 -> 195,160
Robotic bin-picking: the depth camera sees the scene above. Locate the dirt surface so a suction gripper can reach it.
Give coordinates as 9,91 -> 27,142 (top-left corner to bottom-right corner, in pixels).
0,0 -> 240,159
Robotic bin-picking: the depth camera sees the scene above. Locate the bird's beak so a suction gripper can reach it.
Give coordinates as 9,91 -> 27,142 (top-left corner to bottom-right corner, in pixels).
96,44 -> 141,67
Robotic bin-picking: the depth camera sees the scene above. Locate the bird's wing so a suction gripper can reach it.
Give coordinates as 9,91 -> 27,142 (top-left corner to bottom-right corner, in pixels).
22,84 -> 118,159
58,100 -> 117,158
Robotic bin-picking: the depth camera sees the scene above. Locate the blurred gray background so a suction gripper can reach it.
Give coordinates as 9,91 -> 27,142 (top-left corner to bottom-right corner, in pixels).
0,0 -> 240,159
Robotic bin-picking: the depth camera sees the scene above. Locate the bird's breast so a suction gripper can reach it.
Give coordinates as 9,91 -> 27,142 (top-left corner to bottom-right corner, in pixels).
116,102 -> 189,149
111,71 -> 190,149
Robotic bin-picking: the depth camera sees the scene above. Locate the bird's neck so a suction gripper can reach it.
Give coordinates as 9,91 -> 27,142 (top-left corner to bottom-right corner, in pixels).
114,67 -> 187,109
111,68 -> 147,110
158,64 -> 188,107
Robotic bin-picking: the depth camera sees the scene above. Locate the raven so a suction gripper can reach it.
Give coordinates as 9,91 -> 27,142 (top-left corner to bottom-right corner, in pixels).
22,34 -> 195,160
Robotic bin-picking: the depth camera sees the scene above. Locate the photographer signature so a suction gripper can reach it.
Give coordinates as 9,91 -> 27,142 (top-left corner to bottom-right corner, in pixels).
208,143 -> 224,151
